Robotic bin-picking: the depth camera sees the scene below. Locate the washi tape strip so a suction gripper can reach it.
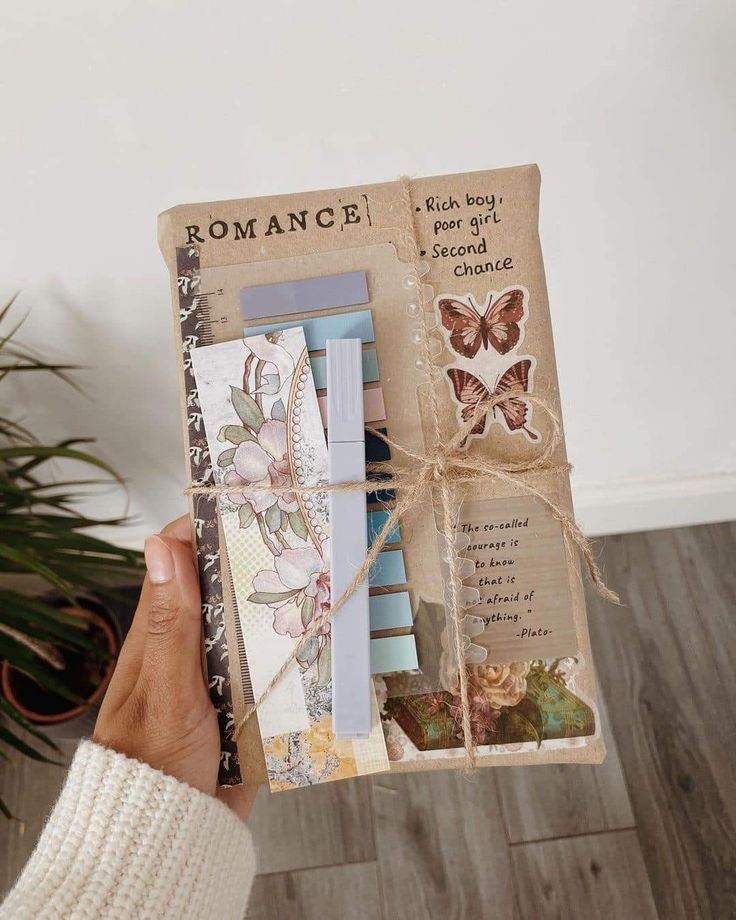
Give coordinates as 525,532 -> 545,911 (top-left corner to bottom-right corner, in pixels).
240,271 -> 369,320
318,388 -> 386,427
311,349 -> 379,390
369,592 -> 412,631
367,509 -> 400,547
245,309 -> 375,351
370,635 -> 419,674
369,550 -> 407,588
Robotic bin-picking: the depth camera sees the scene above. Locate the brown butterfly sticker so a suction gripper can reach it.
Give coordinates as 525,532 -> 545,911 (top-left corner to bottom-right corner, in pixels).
447,360 -> 538,442
437,287 -> 527,359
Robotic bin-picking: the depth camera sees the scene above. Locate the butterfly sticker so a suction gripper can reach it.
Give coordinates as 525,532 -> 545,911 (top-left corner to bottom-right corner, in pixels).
446,360 -> 539,443
437,287 -> 527,359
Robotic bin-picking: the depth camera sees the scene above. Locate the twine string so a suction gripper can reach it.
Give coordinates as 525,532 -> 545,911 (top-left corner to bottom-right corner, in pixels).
186,387 -> 620,750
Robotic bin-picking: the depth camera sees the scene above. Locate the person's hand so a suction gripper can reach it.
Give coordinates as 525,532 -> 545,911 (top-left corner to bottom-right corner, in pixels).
94,515 -> 257,820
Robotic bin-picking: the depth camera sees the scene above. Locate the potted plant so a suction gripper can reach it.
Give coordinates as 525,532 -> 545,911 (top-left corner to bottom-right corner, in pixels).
0,298 -> 143,817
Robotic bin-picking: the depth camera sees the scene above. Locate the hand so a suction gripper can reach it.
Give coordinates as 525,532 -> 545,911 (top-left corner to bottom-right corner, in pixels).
94,515 -> 257,820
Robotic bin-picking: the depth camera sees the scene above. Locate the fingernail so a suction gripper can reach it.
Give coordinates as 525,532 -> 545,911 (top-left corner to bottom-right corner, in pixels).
144,536 -> 175,584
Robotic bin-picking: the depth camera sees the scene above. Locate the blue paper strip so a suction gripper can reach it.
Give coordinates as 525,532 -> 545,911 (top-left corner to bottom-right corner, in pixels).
367,509 -> 400,547
370,635 -> 418,674
311,349 -> 379,390
369,592 -> 412,632
369,550 -> 406,588
245,310 -> 375,351
240,271 -> 368,320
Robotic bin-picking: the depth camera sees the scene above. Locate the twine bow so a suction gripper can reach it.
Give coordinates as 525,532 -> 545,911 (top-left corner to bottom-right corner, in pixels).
185,178 -> 620,768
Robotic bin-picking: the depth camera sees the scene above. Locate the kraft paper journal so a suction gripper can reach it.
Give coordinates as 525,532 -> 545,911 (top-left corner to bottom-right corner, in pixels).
158,165 -> 605,790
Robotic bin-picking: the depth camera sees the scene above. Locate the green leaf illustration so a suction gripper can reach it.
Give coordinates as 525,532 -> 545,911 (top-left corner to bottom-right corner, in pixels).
315,645 -> 332,688
238,503 -> 255,529
264,503 -> 281,534
219,425 -> 257,445
217,447 -> 236,468
288,510 -> 309,541
230,386 -> 265,432
301,595 -> 315,628
271,398 -> 286,422
296,636 -> 320,669
247,588 -> 300,605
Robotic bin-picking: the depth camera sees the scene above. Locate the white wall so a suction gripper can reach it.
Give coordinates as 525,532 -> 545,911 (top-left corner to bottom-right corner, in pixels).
2,0 -> 735,545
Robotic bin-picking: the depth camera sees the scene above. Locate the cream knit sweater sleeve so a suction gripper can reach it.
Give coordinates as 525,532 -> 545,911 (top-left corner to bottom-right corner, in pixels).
0,741 -> 256,920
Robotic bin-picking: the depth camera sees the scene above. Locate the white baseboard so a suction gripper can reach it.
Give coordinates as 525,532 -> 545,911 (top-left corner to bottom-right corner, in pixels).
572,472 -> 736,537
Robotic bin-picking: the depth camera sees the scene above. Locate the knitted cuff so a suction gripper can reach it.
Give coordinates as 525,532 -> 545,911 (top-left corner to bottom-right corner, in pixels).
1,741 -> 256,920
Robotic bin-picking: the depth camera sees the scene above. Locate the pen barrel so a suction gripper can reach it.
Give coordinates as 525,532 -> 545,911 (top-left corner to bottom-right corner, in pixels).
329,441 -> 371,738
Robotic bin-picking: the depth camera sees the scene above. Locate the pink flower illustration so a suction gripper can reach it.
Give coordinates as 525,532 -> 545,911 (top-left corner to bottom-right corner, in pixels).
223,419 -> 298,514
251,542 -> 331,639
467,662 -> 530,710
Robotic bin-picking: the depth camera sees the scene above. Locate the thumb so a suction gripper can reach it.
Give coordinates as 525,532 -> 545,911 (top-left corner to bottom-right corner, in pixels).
140,535 -> 203,691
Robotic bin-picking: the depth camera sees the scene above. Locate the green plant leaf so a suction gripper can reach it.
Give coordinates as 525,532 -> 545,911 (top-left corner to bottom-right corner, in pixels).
0,797 -> 15,821
0,544 -> 73,597
229,387 -> 264,432
271,399 -> 286,422
0,724 -> 62,765
264,503 -> 281,534
238,503 -> 255,529
0,696 -> 60,752
0,634 -> 83,703
0,442 -> 122,483
288,510 -> 309,541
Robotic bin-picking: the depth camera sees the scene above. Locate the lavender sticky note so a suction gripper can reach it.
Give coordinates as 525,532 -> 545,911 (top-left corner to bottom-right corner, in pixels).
241,271 -> 369,320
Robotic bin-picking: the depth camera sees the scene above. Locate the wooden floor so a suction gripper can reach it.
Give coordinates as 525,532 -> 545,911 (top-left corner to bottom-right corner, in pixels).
2,522 -> 735,919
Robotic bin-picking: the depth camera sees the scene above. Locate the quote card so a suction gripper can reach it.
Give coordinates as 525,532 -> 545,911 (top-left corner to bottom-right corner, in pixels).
459,495 -> 578,664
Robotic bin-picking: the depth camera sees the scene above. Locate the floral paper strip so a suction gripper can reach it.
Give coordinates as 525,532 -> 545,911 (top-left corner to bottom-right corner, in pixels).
191,326 -> 389,790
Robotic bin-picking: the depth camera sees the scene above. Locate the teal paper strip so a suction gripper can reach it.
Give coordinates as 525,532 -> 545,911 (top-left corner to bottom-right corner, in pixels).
369,550 -> 406,588
367,509 -> 400,547
311,349 -> 379,390
370,635 -> 419,674
369,592 -> 412,632
245,310 -> 375,351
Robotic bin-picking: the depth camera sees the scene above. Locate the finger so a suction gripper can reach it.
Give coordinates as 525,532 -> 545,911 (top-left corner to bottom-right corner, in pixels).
106,515 -> 198,700
137,535 -> 204,694
161,514 -> 194,545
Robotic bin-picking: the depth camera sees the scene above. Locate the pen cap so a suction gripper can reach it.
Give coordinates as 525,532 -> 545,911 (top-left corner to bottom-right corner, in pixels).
326,338 -> 365,443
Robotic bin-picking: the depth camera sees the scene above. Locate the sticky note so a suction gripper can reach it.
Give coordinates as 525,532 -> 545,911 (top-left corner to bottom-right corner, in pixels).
370,635 -> 419,674
245,309 -> 374,351
369,592 -> 412,631
369,550 -> 406,587
367,509 -> 400,547
240,271 -> 369,320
